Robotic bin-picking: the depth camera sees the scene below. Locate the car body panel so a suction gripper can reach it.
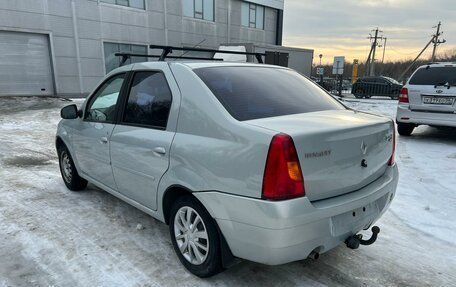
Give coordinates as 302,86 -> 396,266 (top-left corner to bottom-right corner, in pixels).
156,63 -> 275,199
195,164 -> 398,265
245,110 -> 393,201
72,122 -> 117,189
110,62 -> 181,210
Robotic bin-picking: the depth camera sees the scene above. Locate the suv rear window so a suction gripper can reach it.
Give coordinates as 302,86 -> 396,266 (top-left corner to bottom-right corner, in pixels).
409,66 -> 456,85
194,67 -> 345,121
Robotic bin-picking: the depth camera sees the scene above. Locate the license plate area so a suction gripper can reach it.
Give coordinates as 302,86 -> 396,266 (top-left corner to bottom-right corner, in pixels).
331,203 -> 379,236
422,96 -> 455,105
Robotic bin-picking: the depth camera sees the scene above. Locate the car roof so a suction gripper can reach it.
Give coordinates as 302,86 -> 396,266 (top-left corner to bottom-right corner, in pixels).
417,62 -> 456,69
130,60 -> 286,70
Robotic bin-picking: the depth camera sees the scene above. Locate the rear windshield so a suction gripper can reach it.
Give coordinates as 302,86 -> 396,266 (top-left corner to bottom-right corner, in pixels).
194,67 -> 345,121
409,66 -> 456,85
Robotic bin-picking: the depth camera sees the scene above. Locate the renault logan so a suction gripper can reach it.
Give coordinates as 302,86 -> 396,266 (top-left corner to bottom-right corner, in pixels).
56,62 -> 398,277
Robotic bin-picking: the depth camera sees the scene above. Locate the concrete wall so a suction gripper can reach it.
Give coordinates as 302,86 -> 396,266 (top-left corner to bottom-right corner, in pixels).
0,0 -> 282,96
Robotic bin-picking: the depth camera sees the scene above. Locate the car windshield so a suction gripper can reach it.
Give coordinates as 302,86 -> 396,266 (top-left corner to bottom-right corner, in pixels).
195,66 -> 345,121
409,66 -> 456,86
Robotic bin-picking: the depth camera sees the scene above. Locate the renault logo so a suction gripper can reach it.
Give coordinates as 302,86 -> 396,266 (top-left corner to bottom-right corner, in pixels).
360,141 -> 368,155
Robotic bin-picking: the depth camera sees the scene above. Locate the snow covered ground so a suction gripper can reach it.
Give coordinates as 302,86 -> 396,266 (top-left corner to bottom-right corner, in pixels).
0,96 -> 455,287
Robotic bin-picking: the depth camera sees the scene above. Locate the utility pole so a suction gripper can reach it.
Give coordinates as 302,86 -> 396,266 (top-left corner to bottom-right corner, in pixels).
319,54 -> 323,84
399,22 -> 446,81
382,37 -> 387,63
431,21 -> 446,62
366,28 -> 383,76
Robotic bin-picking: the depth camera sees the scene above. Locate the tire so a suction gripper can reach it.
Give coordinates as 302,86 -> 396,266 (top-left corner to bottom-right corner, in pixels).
354,88 -> 365,98
58,145 -> 88,191
169,196 -> 223,278
397,123 -> 415,136
391,90 -> 400,100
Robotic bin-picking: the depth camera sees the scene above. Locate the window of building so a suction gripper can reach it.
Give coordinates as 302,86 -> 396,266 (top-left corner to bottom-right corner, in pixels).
100,0 -> 145,9
103,42 -> 147,73
183,0 -> 215,21
123,72 -> 173,129
241,1 -> 264,29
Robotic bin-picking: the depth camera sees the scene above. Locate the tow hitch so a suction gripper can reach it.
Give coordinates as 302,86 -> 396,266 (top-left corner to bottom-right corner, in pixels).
345,226 -> 380,249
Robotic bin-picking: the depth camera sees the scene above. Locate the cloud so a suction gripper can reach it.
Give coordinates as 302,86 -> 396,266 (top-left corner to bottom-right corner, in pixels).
282,0 -> 456,63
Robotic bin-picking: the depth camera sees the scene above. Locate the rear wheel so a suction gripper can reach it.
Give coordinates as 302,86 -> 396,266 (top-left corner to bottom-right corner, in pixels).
169,196 -> 223,277
58,146 -> 88,191
397,123 -> 415,136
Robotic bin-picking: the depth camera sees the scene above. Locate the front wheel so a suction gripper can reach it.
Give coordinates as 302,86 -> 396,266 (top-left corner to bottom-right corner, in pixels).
58,146 -> 88,191
169,196 -> 223,277
397,123 -> 415,136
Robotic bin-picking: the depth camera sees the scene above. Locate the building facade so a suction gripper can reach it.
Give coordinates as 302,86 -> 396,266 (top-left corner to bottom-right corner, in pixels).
0,0 -> 284,96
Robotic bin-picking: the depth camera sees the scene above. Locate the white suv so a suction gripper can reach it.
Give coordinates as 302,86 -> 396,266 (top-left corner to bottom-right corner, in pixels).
396,62 -> 456,135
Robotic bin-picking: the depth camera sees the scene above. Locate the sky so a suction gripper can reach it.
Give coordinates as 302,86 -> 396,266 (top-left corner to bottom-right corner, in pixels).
282,0 -> 456,65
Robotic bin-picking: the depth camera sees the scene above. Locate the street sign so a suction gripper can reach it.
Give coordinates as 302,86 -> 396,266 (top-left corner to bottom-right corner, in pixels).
316,67 -> 324,75
332,56 -> 345,75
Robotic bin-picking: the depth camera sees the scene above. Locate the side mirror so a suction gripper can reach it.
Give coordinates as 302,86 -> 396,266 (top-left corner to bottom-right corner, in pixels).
61,104 -> 80,119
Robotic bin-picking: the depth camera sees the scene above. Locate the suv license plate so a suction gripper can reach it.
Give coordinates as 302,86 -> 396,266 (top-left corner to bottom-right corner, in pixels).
423,96 -> 454,105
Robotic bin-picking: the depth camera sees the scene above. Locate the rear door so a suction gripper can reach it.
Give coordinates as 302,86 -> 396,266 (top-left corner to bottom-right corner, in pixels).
408,65 -> 456,113
110,64 -> 179,210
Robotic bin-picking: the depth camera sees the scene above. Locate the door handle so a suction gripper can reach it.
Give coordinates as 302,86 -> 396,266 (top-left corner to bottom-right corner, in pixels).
100,136 -> 108,144
153,147 -> 166,155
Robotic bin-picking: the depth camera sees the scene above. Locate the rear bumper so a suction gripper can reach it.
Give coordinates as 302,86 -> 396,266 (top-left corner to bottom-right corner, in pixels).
194,164 -> 399,265
396,105 -> 456,127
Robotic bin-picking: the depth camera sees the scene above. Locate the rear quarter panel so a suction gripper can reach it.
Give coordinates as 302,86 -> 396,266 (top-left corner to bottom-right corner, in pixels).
157,63 -> 275,199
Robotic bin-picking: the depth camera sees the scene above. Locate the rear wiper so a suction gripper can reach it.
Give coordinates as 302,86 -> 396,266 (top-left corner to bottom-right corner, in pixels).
434,82 -> 451,89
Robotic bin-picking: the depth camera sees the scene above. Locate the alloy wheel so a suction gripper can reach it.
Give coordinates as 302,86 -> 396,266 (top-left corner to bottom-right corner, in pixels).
173,206 -> 209,265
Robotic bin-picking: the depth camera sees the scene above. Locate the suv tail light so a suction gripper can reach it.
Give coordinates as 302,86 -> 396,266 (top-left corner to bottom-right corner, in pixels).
262,134 -> 305,200
399,88 -> 409,103
388,122 -> 396,166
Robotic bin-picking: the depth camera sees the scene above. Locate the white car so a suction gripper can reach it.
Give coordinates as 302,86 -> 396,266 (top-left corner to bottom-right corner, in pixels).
56,61 -> 398,277
396,62 -> 456,135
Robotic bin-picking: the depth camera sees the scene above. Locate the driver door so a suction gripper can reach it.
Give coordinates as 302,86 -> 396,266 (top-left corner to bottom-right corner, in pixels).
72,73 -> 126,189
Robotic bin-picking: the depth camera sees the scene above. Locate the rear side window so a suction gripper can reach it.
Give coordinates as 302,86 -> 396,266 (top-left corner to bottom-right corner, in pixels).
409,66 -> 456,85
123,71 -> 172,129
195,67 -> 345,121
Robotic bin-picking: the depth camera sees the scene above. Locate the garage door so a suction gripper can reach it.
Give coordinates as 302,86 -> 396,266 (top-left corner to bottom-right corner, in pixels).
0,31 -> 54,96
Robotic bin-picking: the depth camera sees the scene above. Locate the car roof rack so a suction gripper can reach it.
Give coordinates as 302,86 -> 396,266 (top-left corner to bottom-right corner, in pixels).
115,44 -> 266,66
115,52 -> 224,66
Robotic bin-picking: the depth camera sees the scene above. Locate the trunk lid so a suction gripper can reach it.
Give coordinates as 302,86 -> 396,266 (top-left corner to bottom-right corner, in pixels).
246,110 -> 394,201
408,84 -> 456,113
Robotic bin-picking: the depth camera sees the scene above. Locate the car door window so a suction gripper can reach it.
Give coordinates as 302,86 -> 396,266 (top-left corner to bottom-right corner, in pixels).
85,74 -> 125,122
122,71 -> 172,129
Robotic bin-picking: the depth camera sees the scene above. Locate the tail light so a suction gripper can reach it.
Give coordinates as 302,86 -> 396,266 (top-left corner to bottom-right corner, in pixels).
399,88 -> 409,103
262,134 -> 305,200
388,122 -> 396,166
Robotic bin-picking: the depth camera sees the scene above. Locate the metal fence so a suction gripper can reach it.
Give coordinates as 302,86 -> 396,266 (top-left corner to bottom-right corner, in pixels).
316,78 -> 353,96
316,78 -> 401,99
